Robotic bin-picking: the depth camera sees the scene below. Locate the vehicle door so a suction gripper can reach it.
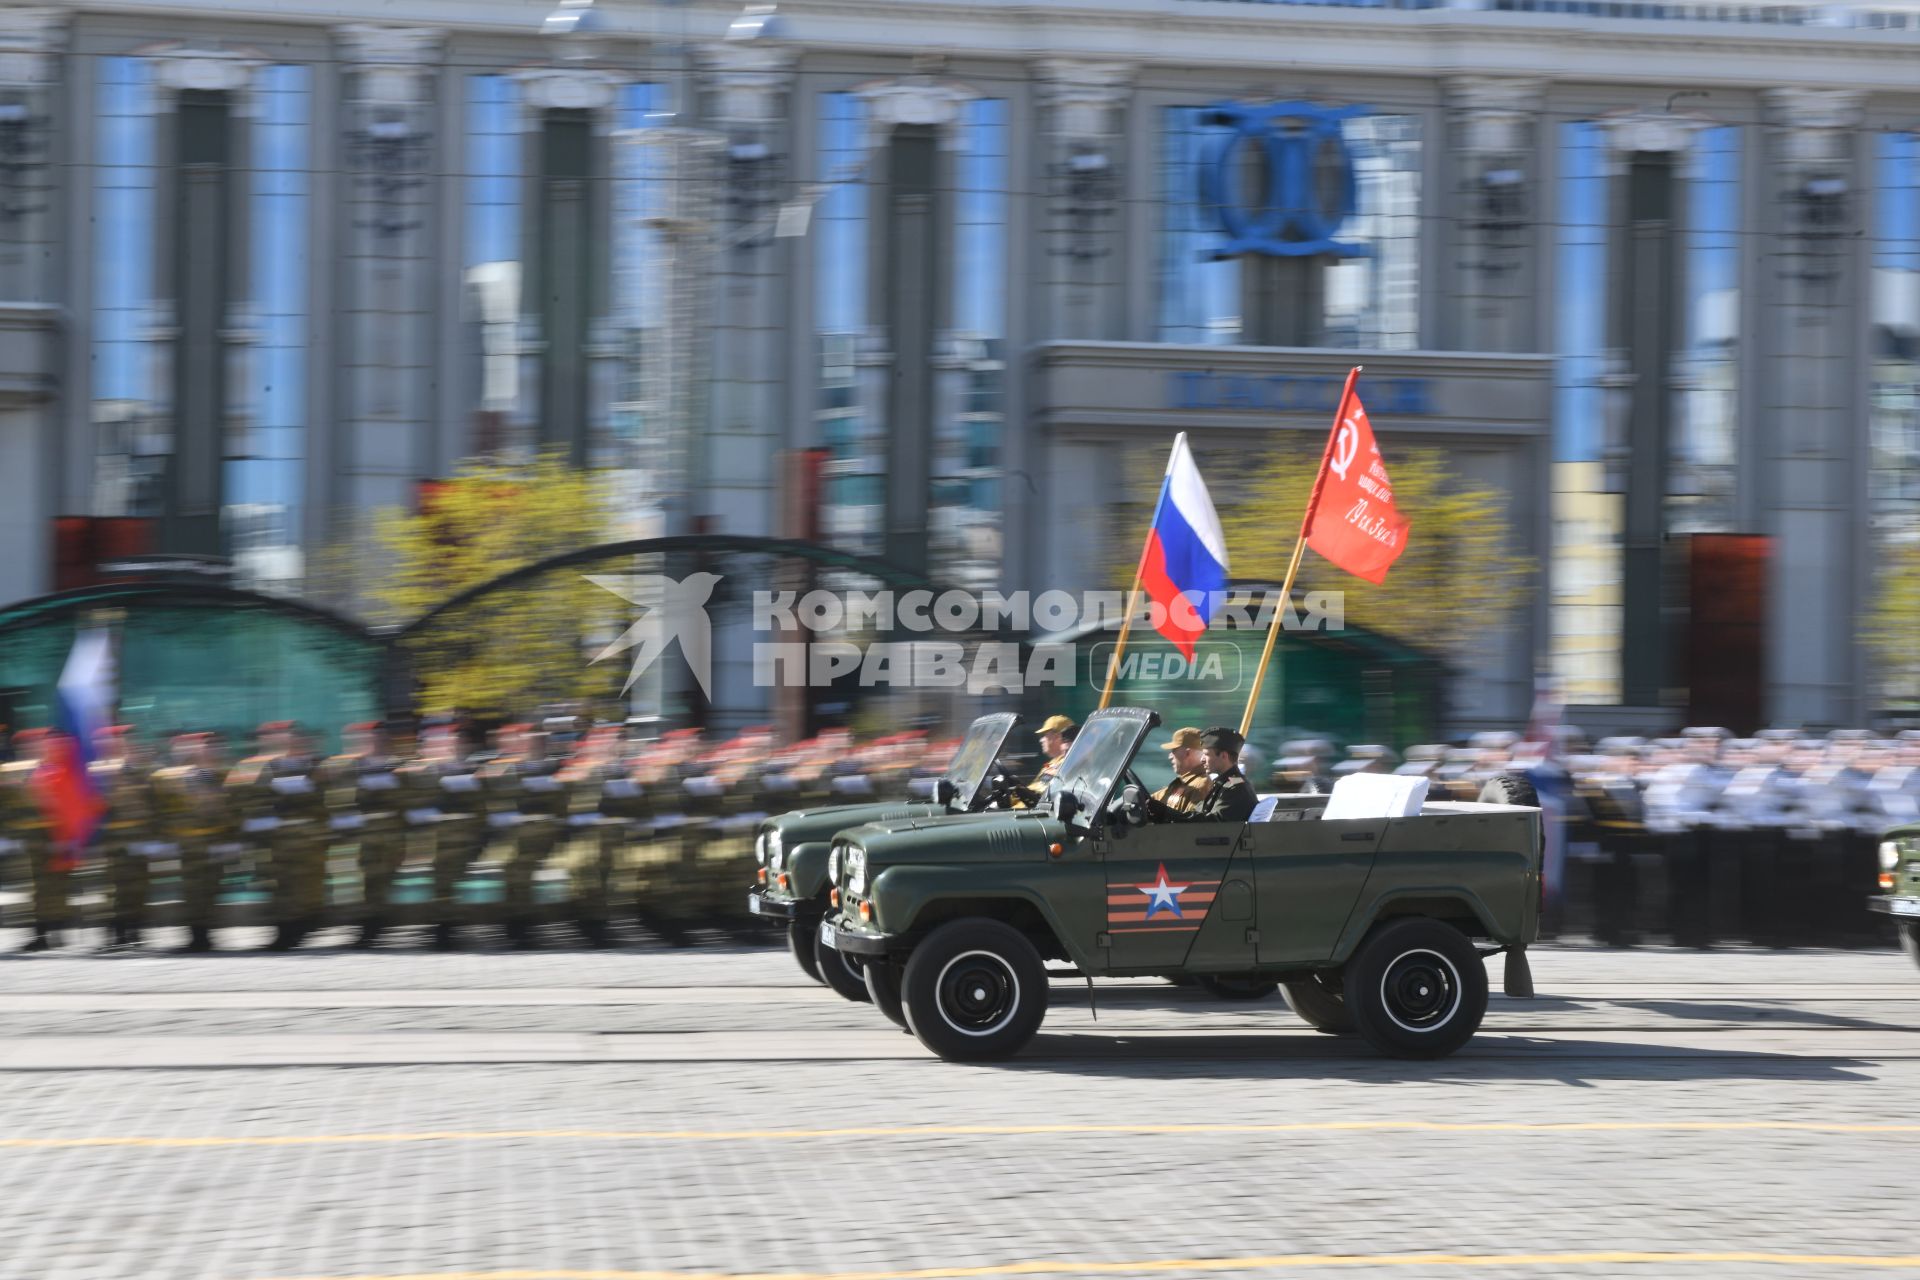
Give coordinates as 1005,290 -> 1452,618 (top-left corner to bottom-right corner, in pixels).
1100,815 -> 1257,974
1246,803 -> 1384,966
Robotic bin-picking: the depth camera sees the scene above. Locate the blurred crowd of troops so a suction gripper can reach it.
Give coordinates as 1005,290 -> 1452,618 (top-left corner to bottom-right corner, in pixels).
3,716 -> 1910,953
1277,725 -> 1915,948
0,717 -> 964,953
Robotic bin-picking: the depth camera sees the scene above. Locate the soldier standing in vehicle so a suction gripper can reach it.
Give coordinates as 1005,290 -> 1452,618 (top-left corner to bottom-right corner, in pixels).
1151,727 -> 1214,816
1189,726 -> 1257,823
94,725 -> 156,951
153,732 -> 231,953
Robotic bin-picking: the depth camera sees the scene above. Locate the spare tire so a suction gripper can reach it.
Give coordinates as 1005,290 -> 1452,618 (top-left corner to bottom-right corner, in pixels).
1478,772 -> 1539,808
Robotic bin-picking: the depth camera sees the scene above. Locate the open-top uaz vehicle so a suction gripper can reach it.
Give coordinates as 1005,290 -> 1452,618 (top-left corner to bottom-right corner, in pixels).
825,707 -> 1544,1061
749,712 -> 1030,998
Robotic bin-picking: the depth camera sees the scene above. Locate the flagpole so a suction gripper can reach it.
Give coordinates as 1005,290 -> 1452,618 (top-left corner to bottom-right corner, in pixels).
1237,366 -> 1362,739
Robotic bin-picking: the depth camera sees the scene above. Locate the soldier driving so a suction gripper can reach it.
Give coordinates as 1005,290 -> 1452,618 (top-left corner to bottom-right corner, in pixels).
1022,714 -> 1075,804
1188,726 -> 1256,823
1151,726 -> 1214,816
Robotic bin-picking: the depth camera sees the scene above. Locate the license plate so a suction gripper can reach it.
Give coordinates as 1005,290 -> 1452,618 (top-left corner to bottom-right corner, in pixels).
747,893 -> 763,915
819,920 -> 838,950
1891,897 -> 1920,918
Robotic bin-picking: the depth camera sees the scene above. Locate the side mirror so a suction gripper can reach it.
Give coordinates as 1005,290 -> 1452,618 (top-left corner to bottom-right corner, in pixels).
933,778 -> 958,807
1054,790 -> 1080,825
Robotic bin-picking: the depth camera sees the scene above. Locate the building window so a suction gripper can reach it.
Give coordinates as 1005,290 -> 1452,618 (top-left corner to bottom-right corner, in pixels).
229,63 -> 311,593
934,97 -> 1007,590
1157,105 -> 1421,348
464,73 -> 522,455
1551,119 -> 1623,704
1872,132 -> 1920,708
611,83 -> 663,493
815,90 -> 880,557
1670,126 -> 1741,534
89,55 -> 162,520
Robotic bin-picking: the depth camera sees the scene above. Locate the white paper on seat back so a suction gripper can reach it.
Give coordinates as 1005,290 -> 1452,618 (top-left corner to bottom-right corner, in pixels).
1322,773 -> 1430,821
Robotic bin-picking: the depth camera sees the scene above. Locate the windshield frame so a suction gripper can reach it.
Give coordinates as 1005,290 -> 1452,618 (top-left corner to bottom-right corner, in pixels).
1048,708 -> 1159,828
942,712 -> 1022,811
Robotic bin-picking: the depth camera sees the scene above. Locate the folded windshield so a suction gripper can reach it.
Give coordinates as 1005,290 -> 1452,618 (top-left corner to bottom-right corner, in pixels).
940,714 -> 1017,808
1053,713 -> 1151,819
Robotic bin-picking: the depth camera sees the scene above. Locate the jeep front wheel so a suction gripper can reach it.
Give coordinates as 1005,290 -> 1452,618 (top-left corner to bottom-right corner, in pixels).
1900,920 -> 1920,971
789,922 -> 825,984
816,930 -> 872,1003
901,919 -> 1049,1061
1281,976 -> 1356,1035
1343,918 -> 1487,1059
864,960 -> 909,1029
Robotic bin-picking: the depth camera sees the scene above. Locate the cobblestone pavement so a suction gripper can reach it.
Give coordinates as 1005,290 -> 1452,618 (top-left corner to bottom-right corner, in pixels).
1,935 -> 1917,1280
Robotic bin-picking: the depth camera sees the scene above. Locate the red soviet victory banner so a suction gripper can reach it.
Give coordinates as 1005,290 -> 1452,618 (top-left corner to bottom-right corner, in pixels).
1302,373 -> 1409,585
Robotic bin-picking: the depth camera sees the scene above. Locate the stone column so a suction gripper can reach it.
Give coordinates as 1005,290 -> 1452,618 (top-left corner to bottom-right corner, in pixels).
1444,76 -> 1545,353
335,26 -> 442,521
1034,60 -> 1130,342
1761,88 -> 1866,727
696,38 -> 795,536
141,42 -> 265,558
0,7 -> 63,604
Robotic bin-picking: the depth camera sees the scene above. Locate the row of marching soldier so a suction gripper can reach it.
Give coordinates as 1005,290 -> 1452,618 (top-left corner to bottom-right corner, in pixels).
0,716 -> 957,953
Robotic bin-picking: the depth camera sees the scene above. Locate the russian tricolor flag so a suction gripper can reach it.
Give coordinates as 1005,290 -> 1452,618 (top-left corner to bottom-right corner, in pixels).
1140,434 -> 1230,660
39,630 -> 113,863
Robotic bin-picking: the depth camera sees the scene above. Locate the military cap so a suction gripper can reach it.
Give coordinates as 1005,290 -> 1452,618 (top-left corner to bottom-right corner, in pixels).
346,721 -> 379,733
261,720 -> 295,732
1159,727 -> 1204,751
1201,726 -> 1245,755
1036,715 -> 1076,736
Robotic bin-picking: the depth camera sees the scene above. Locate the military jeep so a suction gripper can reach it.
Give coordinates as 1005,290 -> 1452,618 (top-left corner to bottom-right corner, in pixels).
1870,826 -> 1920,968
748,712 -> 1031,999
825,707 -> 1543,1062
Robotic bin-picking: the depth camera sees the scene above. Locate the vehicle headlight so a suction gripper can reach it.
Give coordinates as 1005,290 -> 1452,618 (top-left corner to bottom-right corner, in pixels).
768,830 -> 784,872
1881,840 -> 1901,871
755,831 -> 769,865
846,847 -> 867,896
827,847 -> 841,883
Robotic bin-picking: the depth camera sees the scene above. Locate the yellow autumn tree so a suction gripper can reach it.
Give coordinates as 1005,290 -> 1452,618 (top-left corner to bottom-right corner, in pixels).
368,452 -> 626,721
1870,544 -> 1920,708
1216,442 -> 1530,661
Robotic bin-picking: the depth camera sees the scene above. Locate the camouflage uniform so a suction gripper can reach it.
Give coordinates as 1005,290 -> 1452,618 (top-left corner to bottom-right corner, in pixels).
93,731 -> 158,949
400,725 -> 484,950
152,735 -> 233,953
1,734 -> 65,950
320,726 -> 405,950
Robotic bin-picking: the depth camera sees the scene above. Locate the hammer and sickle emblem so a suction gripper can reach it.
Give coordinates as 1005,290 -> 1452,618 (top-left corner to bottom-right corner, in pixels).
1328,416 -> 1361,481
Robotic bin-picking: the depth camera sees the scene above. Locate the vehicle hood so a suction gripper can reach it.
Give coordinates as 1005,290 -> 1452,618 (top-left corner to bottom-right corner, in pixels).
762,801 -> 948,847
834,810 -> 1068,866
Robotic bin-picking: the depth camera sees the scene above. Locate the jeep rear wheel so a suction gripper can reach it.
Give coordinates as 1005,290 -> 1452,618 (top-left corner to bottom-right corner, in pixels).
864,960 -> 909,1029
789,922 -> 824,984
901,919 -> 1049,1061
1343,918 -> 1487,1059
1281,976 -> 1356,1035
816,929 -> 871,1003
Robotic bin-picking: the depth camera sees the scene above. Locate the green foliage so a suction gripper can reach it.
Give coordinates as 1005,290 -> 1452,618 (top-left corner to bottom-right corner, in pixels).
371,453 -> 624,721
1216,441 -> 1530,662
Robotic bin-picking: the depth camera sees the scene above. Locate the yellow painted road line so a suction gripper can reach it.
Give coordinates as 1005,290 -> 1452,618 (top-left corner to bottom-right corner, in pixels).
245,1252 -> 1920,1280
9,1118 -> 1920,1150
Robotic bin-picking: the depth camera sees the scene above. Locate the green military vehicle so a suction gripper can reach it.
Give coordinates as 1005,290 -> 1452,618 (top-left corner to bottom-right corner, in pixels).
825,707 -> 1544,1062
749,712 -> 1031,999
1871,829 -> 1920,967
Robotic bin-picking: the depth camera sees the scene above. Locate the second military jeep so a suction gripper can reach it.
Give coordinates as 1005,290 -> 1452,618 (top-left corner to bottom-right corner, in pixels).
749,712 -> 1031,999
826,707 -> 1544,1062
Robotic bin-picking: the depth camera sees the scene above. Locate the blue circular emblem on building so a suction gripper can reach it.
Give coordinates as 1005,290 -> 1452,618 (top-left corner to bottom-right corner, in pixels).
1199,101 -> 1372,260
